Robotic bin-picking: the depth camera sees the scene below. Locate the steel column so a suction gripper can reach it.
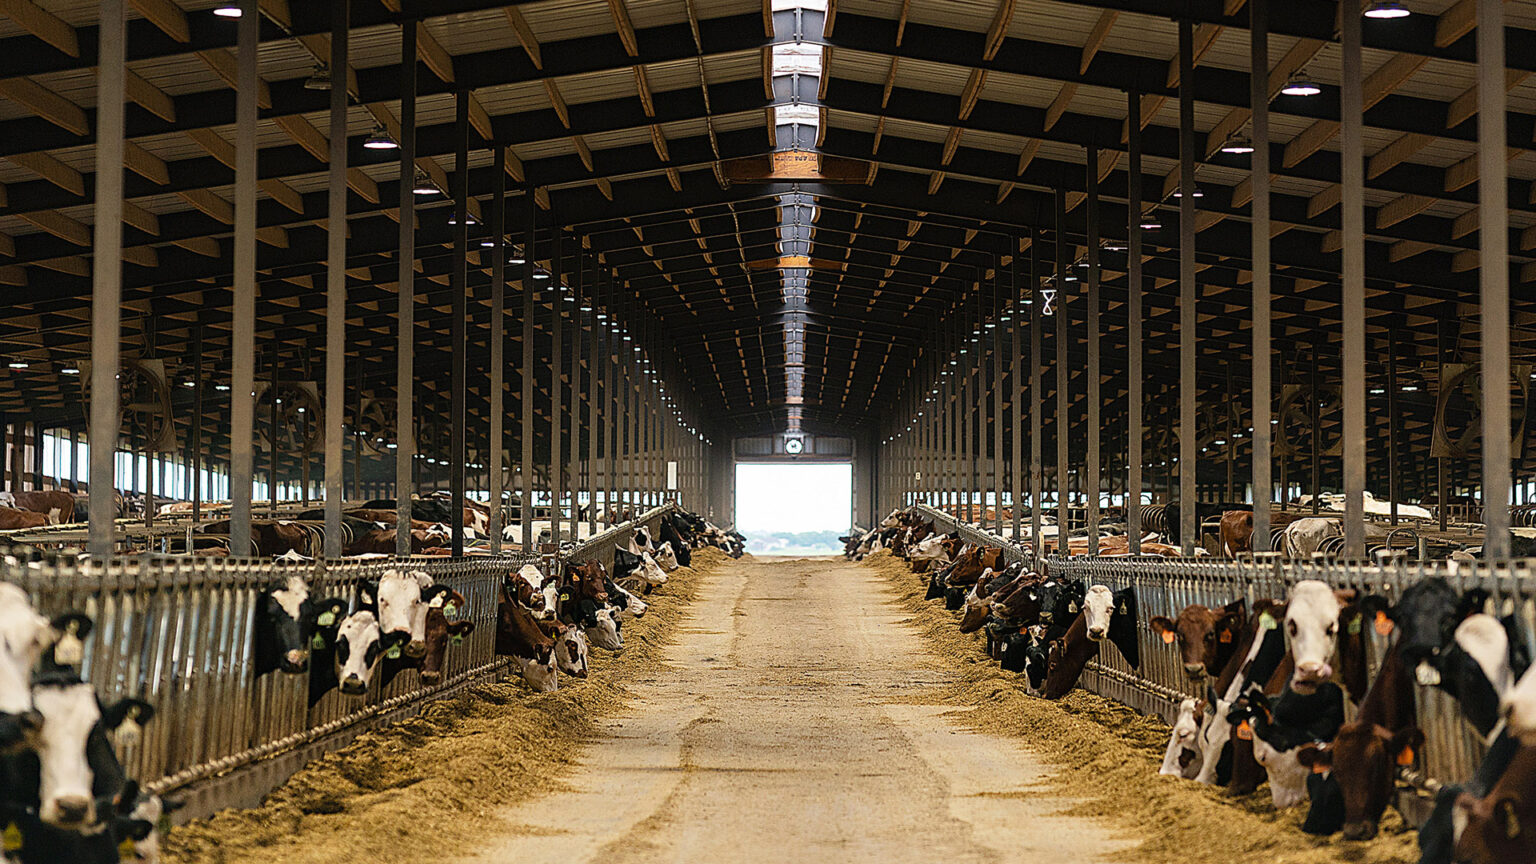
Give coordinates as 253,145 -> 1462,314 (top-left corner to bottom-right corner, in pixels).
1250,0 -> 1272,552
489,148 -> 506,554
1011,238 -> 1022,541
568,244 -> 584,539
1029,233 -> 1043,553
394,21 -> 418,557
321,0 -> 348,557
1086,143 -> 1101,547
587,253 -> 600,534
88,0 -> 126,556
449,89 -> 469,556
992,255 -> 1004,534
521,189 -> 535,550
1177,18 -> 1198,556
1478,0 -> 1511,559
1340,0 -> 1366,557
1055,190 -> 1069,542
1127,90 -> 1144,555
230,0 -> 259,556
550,231 -> 564,545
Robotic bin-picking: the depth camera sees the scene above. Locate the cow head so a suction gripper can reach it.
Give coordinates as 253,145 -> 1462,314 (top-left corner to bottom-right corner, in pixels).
1298,724 -> 1423,840
115,787 -> 185,864
1159,697 -> 1205,778
0,584 -> 88,751
654,541 -> 679,572
510,564 -> 552,620
586,606 -> 624,651
1375,577 -> 1483,688
1082,585 -> 1140,669
1035,579 -> 1086,627
371,570 -> 446,658
1149,599 -> 1246,680
605,579 -> 648,620
419,589 -> 473,685
28,677 -> 153,829
553,624 -> 589,679
334,611 -> 396,695
1286,581 -> 1354,693
255,576 -> 326,675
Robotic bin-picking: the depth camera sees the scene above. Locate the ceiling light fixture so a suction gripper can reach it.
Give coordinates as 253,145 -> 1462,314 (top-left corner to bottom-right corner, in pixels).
413,174 -> 440,195
1364,0 -> 1411,17
1281,71 -> 1322,97
1220,133 -> 1255,154
1139,214 -> 1162,230
6,361 -> 27,369
363,125 -> 399,150
1172,186 -> 1204,199
304,65 -> 331,91
213,2 -> 242,18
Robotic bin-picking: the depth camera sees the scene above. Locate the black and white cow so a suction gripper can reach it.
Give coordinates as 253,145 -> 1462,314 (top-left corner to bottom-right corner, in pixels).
252,576 -> 347,677
0,583 -> 90,753
361,570 -> 449,659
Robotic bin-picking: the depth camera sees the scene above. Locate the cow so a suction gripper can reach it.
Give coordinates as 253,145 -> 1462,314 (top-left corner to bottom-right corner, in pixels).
0,585 -> 90,753
560,561 -> 611,628
657,515 -> 692,567
1159,698 -> 1205,779
585,606 -> 624,652
1150,599 -> 1247,681
379,589 -> 474,689
1509,664 -> 1536,746
1219,510 -> 1254,557
252,576 -> 347,677
115,788 -> 184,864
1233,681 -> 1347,810
538,620 -> 589,679
0,506 -> 50,531
1285,581 -> 1354,694
1281,517 -> 1344,560
1192,600 -> 1291,789
654,541 -> 680,572
1452,742 -> 1536,864
362,569 -> 448,658
495,582 -> 558,692
9,490 -> 77,524
509,563 -> 555,620
332,611 -> 391,696
603,577 -> 648,621
1038,585 -> 1139,700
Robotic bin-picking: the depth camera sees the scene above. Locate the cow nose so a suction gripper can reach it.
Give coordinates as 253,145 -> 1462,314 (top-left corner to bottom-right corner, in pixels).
542,610 -> 555,621
420,670 -> 441,684
1184,664 -> 1207,678
51,796 -> 91,825
1296,661 -> 1332,681
405,639 -> 427,658
284,649 -> 309,670
340,675 -> 367,695
1088,627 -> 1107,640
1341,820 -> 1377,841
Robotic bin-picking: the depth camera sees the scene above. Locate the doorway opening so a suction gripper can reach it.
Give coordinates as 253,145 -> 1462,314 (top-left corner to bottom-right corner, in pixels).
734,461 -> 852,556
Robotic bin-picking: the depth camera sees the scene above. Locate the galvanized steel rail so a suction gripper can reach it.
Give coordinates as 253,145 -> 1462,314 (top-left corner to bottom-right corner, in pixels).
905,503 -> 1536,817
0,503 -> 678,821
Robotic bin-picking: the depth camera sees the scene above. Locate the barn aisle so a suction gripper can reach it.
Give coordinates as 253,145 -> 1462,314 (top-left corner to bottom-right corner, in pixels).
462,556 -> 1128,864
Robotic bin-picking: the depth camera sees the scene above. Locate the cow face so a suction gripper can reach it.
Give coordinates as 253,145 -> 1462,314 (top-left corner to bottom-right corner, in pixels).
374,570 -> 445,658
255,576 -> 316,675
1159,698 -> 1205,778
1298,724 -> 1423,840
1285,581 -> 1351,693
0,584 -> 65,749
605,579 -> 647,620
1378,577 -> 1482,689
1035,579 -> 1085,627
554,626 -> 589,678
1149,599 -> 1245,680
515,651 -> 558,693
117,790 -> 184,864
510,564 -> 552,620
586,607 -> 624,651
1082,585 -> 1116,641
419,589 -> 473,685
640,552 -> 668,587
29,681 -> 154,829
334,611 -> 393,696
654,541 -> 679,572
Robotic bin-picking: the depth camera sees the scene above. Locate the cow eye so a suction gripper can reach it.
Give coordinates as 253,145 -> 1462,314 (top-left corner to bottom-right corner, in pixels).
1287,620 -> 1298,637
1204,633 -> 1215,643
1325,625 -> 1336,637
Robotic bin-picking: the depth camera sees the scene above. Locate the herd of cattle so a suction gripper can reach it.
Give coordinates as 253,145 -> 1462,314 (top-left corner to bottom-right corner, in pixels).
865,508 -> 1536,864
0,488 -> 752,562
0,507 -> 743,863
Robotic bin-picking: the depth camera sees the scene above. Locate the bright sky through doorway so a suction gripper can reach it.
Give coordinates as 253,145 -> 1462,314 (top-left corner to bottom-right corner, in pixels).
735,463 -> 852,534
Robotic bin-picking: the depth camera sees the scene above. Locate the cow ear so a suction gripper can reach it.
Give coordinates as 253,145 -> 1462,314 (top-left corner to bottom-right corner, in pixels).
1388,727 -> 1425,767
49,611 -> 93,640
1333,589 -> 1357,606
1149,616 -> 1176,637
1296,743 -> 1331,769
421,584 -> 450,604
313,598 -> 347,628
448,621 -> 476,636
102,698 -> 156,732
357,580 -> 378,606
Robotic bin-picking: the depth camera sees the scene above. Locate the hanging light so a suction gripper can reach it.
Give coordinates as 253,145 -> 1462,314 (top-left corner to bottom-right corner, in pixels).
1172,186 -> 1204,199
304,65 -> 332,91
1364,0 -> 1410,17
7,361 -> 28,369
61,365 -> 80,375
533,269 -> 550,280
413,173 -> 440,196
508,252 -> 526,264
1281,71 -> 1322,97
1220,133 -> 1255,155
213,1 -> 242,17
363,125 -> 399,150
1139,214 -> 1162,230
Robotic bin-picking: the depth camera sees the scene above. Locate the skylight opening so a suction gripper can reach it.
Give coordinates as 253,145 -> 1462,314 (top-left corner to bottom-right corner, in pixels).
772,42 -> 823,76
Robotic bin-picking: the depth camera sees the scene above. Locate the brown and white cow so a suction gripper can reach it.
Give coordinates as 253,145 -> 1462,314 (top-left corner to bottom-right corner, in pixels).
1454,743 -> 1536,864
495,582 -> 558,692
1150,599 -> 1247,681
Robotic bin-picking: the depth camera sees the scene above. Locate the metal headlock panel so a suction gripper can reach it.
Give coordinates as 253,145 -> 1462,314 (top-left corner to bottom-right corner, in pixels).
905,503 -> 1536,823
0,506 -> 663,823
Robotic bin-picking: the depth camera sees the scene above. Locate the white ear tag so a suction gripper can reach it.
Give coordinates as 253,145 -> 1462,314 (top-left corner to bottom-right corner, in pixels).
55,623 -> 84,666
116,707 -> 143,747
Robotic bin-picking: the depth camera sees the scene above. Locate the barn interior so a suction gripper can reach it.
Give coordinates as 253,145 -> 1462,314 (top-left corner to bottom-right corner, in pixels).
0,0 -> 1530,555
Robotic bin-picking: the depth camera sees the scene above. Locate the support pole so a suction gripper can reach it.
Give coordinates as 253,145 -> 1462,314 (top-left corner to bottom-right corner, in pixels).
1177,18 -> 1198,556
1055,190 -> 1069,545
549,231 -> 564,545
1341,0 -> 1367,557
1127,90 -> 1144,554
89,0 -> 126,556
395,21 -> 418,556
1250,0 -> 1271,552
1010,237 -> 1022,542
1478,0 -> 1511,559
489,148 -> 506,553
1029,233 -> 1043,555
568,243 -> 583,540
450,89 -> 469,556
230,0 -> 259,556
993,254 -> 1004,535
521,189 -> 536,549
1086,143 -> 1101,548
587,252 -> 600,535
323,0 -> 348,557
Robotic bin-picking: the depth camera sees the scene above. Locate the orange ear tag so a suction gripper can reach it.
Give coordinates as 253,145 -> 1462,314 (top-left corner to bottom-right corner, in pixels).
1219,630 -> 1233,643
1311,762 -> 1330,776
1162,631 -> 1177,645
1236,721 -> 1253,741
1397,746 -> 1415,767
1375,611 -> 1395,637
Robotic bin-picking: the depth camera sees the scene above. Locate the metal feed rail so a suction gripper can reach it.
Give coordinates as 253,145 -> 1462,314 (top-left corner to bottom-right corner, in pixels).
0,503 -> 674,822
903,504 -> 1536,822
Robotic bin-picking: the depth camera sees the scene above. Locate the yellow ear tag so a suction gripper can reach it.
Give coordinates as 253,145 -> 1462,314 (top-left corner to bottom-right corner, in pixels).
118,838 -> 138,858
1161,631 -> 1176,645
4,822 -> 22,852
385,644 -> 402,660
1375,611 -> 1395,637
1348,616 -> 1362,636
1259,612 -> 1278,631
1236,721 -> 1253,741
1397,746 -> 1415,767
